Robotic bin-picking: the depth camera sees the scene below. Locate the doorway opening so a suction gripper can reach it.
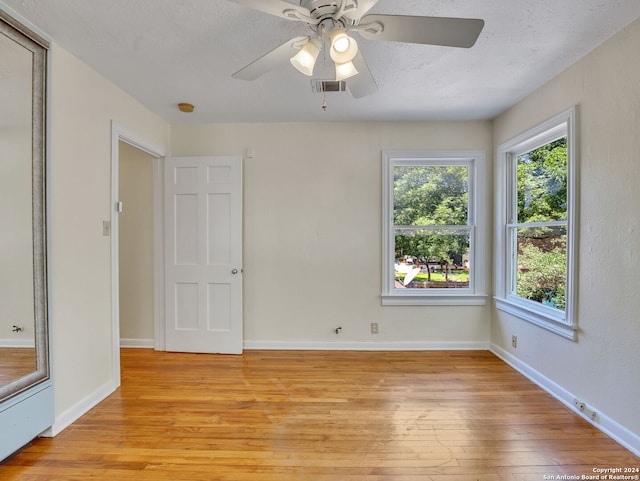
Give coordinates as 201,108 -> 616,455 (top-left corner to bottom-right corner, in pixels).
118,142 -> 155,348
110,122 -> 165,387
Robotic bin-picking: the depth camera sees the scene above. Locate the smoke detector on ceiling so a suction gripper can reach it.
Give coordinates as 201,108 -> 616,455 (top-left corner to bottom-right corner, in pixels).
178,102 -> 195,113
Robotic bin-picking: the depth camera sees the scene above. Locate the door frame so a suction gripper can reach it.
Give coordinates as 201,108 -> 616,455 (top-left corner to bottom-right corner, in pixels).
110,121 -> 166,386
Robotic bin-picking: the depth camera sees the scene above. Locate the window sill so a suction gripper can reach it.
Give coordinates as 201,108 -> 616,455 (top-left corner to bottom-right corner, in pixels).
495,297 -> 577,341
382,293 -> 487,306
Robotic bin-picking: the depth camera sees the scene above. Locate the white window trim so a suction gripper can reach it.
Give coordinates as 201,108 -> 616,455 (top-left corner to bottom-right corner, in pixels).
495,106 -> 579,340
382,150 -> 487,306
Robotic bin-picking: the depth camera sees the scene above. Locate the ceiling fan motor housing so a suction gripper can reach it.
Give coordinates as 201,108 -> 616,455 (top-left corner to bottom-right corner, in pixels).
302,0 -> 340,19
301,0 -> 357,28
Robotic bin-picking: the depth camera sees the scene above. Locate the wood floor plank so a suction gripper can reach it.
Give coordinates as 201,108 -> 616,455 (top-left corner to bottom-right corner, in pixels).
1,349 -> 637,480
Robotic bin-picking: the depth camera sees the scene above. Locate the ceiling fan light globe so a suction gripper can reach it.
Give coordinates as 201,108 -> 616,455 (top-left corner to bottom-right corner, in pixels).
329,30 -> 358,63
333,35 -> 350,53
335,60 -> 359,81
290,39 -> 321,76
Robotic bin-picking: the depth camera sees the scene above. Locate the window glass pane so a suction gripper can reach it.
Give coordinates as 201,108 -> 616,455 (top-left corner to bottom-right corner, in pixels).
394,165 -> 468,226
394,229 -> 470,289
517,137 -> 567,223
514,226 -> 567,310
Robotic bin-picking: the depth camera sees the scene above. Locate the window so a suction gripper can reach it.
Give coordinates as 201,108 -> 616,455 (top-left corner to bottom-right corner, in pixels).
495,107 -> 578,340
382,151 -> 486,305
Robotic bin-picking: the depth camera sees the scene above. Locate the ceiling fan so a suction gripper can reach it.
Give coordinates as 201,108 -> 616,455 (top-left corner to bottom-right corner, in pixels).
230,0 -> 484,98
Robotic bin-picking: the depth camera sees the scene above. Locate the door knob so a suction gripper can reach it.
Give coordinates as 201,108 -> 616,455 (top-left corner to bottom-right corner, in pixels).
231,269 -> 239,274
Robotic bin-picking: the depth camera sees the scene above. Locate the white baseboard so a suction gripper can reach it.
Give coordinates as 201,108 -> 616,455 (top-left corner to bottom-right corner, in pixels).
244,340 -> 490,351
120,338 -> 154,348
47,379 -> 118,437
490,343 -> 640,457
0,339 -> 36,348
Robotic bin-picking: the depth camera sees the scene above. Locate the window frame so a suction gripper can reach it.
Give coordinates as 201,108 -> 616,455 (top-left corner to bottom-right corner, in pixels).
495,107 -> 579,340
382,150 -> 487,306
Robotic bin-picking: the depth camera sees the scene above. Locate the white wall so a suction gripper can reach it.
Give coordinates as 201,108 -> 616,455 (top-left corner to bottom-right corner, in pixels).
492,18 -> 640,439
171,121 -> 493,348
48,43 -> 170,424
118,142 -> 155,343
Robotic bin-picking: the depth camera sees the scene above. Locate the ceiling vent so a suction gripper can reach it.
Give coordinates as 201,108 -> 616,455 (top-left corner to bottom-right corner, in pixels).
311,79 -> 347,93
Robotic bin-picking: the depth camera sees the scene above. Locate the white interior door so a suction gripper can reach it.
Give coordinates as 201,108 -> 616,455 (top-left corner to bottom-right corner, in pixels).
164,156 -> 242,354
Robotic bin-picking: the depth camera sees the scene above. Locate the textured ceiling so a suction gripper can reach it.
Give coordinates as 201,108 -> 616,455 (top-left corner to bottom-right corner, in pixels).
3,0 -> 640,124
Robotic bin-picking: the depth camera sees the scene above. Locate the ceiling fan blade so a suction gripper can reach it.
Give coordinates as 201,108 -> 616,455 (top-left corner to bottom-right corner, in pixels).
228,0 -> 311,21
342,0 -> 379,21
359,14 -> 484,48
347,51 -> 378,98
232,36 -> 308,80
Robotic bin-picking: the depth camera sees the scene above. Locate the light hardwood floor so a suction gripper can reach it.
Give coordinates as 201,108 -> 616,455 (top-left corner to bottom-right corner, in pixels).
1,349 -> 638,480
0,348 -> 37,386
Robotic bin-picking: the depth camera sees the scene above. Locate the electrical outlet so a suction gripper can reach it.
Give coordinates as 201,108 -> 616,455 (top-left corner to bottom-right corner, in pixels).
371,322 -> 379,334
511,335 -> 517,348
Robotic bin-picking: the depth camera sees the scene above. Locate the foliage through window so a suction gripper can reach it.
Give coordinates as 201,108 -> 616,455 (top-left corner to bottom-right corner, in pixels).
496,107 -> 578,339
513,138 -> 568,309
382,151 -> 486,305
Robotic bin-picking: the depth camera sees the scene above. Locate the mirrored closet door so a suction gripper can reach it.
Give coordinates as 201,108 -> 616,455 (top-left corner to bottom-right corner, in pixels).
0,8 -> 53,461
